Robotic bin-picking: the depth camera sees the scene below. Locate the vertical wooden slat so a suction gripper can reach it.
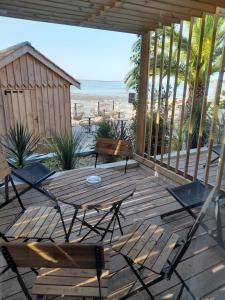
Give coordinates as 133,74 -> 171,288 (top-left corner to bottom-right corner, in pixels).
20,56 -> 29,87
147,30 -> 157,159
160,24 -> 174,164
18,91 -> 27,127
24,89 -> 34,131
136,31 -> 150,156
6,63 -> 15,88
194,15 -> 218,181
58,79 -> 66,134
0,90 -> 7,135
47,70 -> 55,133
215,125 -> 225,189
63,83 -> 72,135
13,59 -> 22,87
184,16 -> 205,178
53,74 -> 61,134
167,22 -> 183,167
26,55 -> 35,87
154,27 -> 166,161
31,89 -> 39,136
204,26 -> 225,184
175,18 -> 194,173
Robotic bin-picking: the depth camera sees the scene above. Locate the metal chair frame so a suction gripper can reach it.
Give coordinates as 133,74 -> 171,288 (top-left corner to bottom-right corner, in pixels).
0,243 -> 105,300
117,187 -> 218,300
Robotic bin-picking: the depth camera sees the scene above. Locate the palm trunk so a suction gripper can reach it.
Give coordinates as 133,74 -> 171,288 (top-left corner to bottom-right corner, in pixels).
185,82 -> 205,149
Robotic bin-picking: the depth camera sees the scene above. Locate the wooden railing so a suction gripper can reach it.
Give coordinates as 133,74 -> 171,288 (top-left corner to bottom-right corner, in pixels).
136,13 -> 225,190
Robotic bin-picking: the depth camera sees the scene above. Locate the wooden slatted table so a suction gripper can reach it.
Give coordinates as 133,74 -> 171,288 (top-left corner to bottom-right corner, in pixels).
48,168 -> 136,241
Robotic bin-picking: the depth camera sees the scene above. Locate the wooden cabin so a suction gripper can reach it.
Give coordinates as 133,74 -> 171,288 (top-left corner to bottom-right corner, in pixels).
0,42 -> 80,138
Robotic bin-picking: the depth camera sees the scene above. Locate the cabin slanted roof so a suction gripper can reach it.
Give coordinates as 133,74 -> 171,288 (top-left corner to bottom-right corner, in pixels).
0,41 -> 80,88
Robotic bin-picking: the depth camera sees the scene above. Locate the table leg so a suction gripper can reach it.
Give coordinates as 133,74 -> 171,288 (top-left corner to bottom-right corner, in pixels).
67,208 -> 79,241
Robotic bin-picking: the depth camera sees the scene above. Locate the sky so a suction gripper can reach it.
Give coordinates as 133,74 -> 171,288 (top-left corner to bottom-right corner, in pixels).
0,16 -> 137,81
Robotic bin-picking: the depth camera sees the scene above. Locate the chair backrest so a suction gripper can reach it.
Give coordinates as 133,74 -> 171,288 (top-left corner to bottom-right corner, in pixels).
0,151 -> 10,180
167,186 -> 217,278
96,138 -> 131,157
0,242 -> 105,269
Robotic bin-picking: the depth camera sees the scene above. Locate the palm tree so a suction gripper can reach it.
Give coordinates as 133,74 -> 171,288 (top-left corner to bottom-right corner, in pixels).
125,16 -> 225,148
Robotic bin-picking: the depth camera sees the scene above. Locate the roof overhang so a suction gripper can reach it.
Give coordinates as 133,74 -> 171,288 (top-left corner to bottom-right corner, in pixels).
0,0 -> 224,34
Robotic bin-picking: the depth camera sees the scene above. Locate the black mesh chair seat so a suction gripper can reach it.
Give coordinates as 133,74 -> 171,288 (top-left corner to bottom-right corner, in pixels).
162,180 -> 225,219
168,181 -> 212,208
212,144 -> 221,155
12,163 -> 55,184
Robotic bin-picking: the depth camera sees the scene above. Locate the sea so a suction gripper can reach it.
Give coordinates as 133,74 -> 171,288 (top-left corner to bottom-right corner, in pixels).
71,80 -> 135,97
71,78 -> 221,100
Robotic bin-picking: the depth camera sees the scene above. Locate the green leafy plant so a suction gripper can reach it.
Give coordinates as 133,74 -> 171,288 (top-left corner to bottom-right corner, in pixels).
94,119 -> 116,140
0,122 -> 40,167
216,111 -> 225,144
46,131 -> 84,170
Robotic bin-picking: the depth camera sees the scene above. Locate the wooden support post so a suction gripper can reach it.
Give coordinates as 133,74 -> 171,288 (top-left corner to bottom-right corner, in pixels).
136,31 -> 150,156
204,26 -> 225,184
175,18 -> 194,173
147,31 -> 158,159
194,15 -> 218,181
154,27 -> 166,161
160,24 -> 174,164
184,16 -> 205,178
167,22 -> 183,167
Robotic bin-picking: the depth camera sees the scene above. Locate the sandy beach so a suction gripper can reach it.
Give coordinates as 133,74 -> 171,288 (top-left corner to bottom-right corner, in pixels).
70,92 -> 134,120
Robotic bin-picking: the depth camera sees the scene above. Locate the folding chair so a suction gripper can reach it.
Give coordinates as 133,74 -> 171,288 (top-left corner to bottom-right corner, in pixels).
112,187 -> 218,300
203,144 -> 221,167
78,188 -> 136,243
0,242 -> 109,300
161,180 -> 225,219
9,160 -> 55,199
0,152 -> 69,242
0,152 -> 25,210
95,138 -> 131,173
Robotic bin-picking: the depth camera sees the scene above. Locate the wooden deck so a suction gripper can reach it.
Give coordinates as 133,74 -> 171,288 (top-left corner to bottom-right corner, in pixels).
161,149 -> 225,187
1,165 -> 225,299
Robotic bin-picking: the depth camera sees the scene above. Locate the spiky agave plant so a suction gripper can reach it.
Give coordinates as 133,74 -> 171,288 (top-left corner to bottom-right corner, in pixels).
0,122 -> 40,167
46,130 -> 84,170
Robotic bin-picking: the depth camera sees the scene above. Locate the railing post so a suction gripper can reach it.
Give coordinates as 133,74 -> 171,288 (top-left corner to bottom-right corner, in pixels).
136,31 -> 150,156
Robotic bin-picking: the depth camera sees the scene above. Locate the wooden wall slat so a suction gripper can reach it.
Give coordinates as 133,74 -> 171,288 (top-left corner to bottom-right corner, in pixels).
24,89 -> 34,131
6,63 -> 15,87
20,55 -> 29,87
184,16 -> 205,178
31,89 -> 39,136
58,78 -> 66,134
34,59 -> 42,87
0,90 -> 7,135
63,83 -> 72,135
0,67 -> 8,87
47,85 -> 55,133
18,91 -> 27,127
42,86 -> 50,136
40,65 -> 48,87
26,55 -> 35,87
53,74 -> 61,134
36,86 -> 45,135
194,15 -> 218,181
160,24 -> 174,164
167,22 -> 183,167
12,59 -> 22,87
147,30 -> 157,160
175,18 -> 194,173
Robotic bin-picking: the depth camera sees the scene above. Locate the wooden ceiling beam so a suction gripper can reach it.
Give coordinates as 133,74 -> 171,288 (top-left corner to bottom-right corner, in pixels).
3,11 -> 141,33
